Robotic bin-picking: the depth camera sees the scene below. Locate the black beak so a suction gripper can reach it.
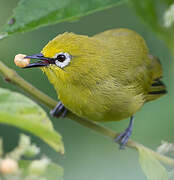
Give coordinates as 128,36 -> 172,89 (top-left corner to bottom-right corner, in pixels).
24,53 -> 55,68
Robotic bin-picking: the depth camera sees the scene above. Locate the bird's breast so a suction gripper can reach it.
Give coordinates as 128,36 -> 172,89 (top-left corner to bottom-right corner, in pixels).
57,81 -> 145,122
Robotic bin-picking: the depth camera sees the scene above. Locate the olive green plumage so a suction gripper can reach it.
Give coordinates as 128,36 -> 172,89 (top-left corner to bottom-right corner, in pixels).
41,28 -> 166,122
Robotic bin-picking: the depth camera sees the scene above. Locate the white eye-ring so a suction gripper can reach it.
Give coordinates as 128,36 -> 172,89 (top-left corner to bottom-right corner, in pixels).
54,52 -> 71,68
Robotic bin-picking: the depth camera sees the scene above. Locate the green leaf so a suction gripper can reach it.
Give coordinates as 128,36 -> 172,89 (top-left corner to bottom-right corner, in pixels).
1,0 -> 126,37
0,88 -> 64,154
19,160 -> 64,180
129,0 -> 171,41
130,0 -> 161,31
137,145 -> 169,180
130,0 -> 174,57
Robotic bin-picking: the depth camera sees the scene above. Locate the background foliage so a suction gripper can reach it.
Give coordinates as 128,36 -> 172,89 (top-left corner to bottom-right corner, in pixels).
0,0 -> 174,179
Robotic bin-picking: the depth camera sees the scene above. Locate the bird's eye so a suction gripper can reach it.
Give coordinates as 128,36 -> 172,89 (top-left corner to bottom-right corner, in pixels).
55,54 -> 66,62
54,52 -> 71,68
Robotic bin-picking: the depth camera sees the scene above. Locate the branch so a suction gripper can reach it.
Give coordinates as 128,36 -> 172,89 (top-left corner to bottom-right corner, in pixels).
0,61 -> 174,166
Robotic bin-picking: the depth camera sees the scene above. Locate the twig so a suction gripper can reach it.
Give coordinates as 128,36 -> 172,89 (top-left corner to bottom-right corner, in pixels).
0,61 -> 174,166
0,61 -> 56,108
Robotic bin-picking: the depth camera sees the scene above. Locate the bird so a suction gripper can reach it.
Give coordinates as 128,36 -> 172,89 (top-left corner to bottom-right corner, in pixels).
23,28 -> 167,148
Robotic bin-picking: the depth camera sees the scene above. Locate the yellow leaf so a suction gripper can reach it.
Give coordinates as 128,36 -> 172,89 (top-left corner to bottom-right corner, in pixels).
138,145 -> 169,180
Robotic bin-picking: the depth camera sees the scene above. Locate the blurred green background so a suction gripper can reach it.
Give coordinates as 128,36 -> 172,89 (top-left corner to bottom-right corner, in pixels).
0,0 -> 173,179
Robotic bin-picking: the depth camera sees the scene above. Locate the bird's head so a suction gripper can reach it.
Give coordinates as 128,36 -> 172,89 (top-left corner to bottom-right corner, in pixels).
24,32 -> 107,87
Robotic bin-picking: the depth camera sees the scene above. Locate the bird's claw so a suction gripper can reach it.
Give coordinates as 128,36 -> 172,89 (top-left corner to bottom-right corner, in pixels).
114,116 -> 134,149
50,101 -> 68,118
114,128 -> 132,149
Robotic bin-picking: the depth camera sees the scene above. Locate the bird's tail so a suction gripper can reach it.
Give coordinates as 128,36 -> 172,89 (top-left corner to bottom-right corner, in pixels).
146,56 -> 167,102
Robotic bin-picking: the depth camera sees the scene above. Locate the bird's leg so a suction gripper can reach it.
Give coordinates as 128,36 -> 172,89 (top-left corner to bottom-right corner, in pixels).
114,116 -> 134,149
50,101 -> 68,118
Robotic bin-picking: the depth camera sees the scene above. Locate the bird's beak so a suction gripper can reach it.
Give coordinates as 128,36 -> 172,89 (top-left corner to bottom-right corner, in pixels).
24,53 -> 55,68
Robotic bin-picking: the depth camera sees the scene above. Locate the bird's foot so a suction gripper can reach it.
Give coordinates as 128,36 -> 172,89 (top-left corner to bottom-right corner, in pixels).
114,116 -> 134,149
50,101 -> 68,118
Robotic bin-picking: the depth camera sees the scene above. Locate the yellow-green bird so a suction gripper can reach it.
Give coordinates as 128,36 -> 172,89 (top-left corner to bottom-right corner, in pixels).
24,28 -> 167,148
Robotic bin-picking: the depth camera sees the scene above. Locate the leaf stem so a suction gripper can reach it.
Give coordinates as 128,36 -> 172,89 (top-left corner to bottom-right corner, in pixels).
0,61 -> 174,166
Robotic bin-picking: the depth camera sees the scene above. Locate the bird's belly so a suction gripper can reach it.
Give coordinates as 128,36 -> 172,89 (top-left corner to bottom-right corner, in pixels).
59,88 -> 144,122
